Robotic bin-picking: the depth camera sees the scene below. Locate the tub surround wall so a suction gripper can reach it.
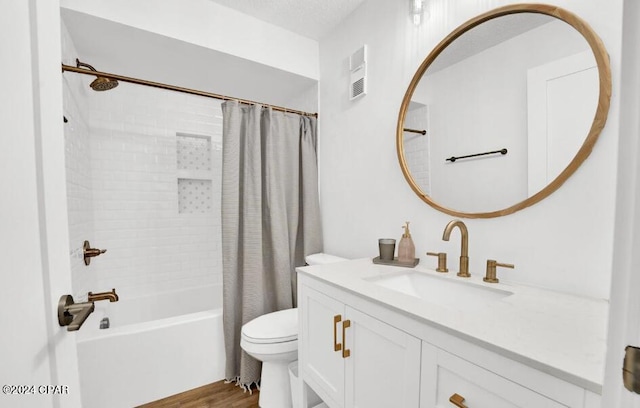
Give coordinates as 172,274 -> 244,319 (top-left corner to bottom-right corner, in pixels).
62,22 -> 222,299
86,85 -> 222,298
62,25 -> 225,401
318,0 -> 622,300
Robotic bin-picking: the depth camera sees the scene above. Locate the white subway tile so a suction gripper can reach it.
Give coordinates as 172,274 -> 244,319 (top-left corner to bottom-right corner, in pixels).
65,63 -> 224,297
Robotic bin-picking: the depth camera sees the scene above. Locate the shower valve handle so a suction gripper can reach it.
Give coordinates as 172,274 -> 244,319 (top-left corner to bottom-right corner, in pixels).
83,240 -> 107,266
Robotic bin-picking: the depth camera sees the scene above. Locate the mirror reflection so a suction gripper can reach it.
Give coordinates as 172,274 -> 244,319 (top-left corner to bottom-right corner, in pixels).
402,13 -> 599,214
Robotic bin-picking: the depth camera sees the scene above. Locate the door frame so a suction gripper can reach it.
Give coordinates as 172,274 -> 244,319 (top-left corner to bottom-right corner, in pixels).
602,0 -> 640,406
1,1 -> 81,407
35,0 -> 82,404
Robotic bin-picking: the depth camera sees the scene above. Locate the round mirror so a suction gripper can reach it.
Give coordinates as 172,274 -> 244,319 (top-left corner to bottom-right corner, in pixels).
397,4 -> 611,218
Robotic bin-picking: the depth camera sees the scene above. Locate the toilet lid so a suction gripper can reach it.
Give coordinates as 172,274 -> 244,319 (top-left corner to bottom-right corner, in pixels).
242,308 -> 298,344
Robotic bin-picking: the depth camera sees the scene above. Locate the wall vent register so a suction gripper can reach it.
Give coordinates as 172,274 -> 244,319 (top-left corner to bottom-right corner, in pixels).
349,45 -> 367,100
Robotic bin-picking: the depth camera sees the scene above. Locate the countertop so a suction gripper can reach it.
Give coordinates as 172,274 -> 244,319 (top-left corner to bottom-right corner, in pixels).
296,258 -> 609,393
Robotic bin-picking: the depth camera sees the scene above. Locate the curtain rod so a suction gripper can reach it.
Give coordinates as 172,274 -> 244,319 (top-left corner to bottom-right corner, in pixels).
61,64 -> 318,118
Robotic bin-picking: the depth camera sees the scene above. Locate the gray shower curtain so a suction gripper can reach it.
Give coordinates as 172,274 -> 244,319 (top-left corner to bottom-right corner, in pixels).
221,101 -> 323,388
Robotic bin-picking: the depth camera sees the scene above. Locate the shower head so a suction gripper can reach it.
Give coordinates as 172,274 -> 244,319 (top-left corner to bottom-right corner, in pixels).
75,58 -> 119,91
89,76 -> 119,91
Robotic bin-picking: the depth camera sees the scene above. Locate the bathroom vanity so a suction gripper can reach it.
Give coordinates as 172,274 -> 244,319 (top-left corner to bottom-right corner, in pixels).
296,258 -> 607,408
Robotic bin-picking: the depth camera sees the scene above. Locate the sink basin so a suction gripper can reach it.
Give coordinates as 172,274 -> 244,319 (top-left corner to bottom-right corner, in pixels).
366,270 -> 513,308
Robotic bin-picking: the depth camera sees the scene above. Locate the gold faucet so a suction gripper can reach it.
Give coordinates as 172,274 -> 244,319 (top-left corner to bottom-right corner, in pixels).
88,288 -> 119,303
442,219 -> 470,277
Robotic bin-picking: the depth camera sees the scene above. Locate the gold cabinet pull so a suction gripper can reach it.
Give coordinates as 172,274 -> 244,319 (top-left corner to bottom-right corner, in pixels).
333,314 -> 342,352
342,319 -> 351,358
449,393 -> 468,408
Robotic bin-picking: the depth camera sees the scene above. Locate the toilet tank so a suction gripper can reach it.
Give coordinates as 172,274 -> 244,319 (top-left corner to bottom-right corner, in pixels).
305,253 -> 346,266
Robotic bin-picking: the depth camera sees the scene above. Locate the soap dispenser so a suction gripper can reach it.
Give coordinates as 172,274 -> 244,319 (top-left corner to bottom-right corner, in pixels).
398,221 -> 416,263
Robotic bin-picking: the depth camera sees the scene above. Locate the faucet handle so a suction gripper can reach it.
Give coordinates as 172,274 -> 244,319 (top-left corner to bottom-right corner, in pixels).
83,240 -> 107,266
484,259 -> 514,283
426,252 -> 448,273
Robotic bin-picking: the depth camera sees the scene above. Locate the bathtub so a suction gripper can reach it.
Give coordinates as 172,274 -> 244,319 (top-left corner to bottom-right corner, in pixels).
76,284 -> 225,408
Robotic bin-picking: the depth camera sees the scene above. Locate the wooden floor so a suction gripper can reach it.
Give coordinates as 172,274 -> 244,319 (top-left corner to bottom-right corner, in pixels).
137,380 -> 259,408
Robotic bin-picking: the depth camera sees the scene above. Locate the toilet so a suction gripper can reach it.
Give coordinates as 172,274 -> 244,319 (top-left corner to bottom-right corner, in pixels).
240,253 -> 346,408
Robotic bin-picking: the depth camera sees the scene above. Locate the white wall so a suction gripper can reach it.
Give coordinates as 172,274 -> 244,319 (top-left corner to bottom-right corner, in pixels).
318,0 -> 622,300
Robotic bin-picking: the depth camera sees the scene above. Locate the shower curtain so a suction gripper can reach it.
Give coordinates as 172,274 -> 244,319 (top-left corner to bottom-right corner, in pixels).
221,101 -> 323,388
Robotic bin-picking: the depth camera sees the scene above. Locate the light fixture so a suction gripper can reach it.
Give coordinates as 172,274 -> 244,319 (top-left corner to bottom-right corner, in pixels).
411,0 -> 428,26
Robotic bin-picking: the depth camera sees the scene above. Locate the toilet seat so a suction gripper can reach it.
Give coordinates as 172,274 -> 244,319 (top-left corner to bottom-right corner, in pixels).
241,308 -> 298,344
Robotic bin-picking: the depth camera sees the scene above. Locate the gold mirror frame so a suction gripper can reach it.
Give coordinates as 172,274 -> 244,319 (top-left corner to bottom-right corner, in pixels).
396,4 -> 611,218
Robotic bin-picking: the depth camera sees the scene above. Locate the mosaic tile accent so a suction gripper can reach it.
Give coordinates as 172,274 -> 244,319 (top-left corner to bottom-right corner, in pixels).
177,134 -> 212,171
178,178 -> 213,214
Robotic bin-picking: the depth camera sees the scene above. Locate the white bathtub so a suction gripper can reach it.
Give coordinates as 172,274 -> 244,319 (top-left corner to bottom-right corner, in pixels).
76,284 -> 225,408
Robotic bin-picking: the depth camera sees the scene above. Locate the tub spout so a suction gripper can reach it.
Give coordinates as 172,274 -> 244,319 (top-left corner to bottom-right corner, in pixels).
88,288 -> 119,303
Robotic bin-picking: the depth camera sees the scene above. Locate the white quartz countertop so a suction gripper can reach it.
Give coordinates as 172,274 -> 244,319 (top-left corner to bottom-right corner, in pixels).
296,258 -> 609,393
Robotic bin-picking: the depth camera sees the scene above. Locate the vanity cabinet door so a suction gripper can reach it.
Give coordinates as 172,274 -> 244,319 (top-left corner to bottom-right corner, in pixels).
299,283 -> 421,408
420,342 -> 567,408
299,286 -> 346,408
344,306 -> 421,408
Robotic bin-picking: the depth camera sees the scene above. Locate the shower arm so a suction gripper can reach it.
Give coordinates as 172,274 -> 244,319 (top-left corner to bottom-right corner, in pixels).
75,58 -> 98,72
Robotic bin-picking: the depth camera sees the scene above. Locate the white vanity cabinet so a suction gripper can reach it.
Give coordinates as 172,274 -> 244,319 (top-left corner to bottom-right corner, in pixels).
297,263 -> 605,408
421,342 -> 570,407
298,283 -> 421,408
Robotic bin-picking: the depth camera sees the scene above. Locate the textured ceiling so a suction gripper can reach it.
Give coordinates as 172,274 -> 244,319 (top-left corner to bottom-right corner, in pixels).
206,0 -> 366,40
